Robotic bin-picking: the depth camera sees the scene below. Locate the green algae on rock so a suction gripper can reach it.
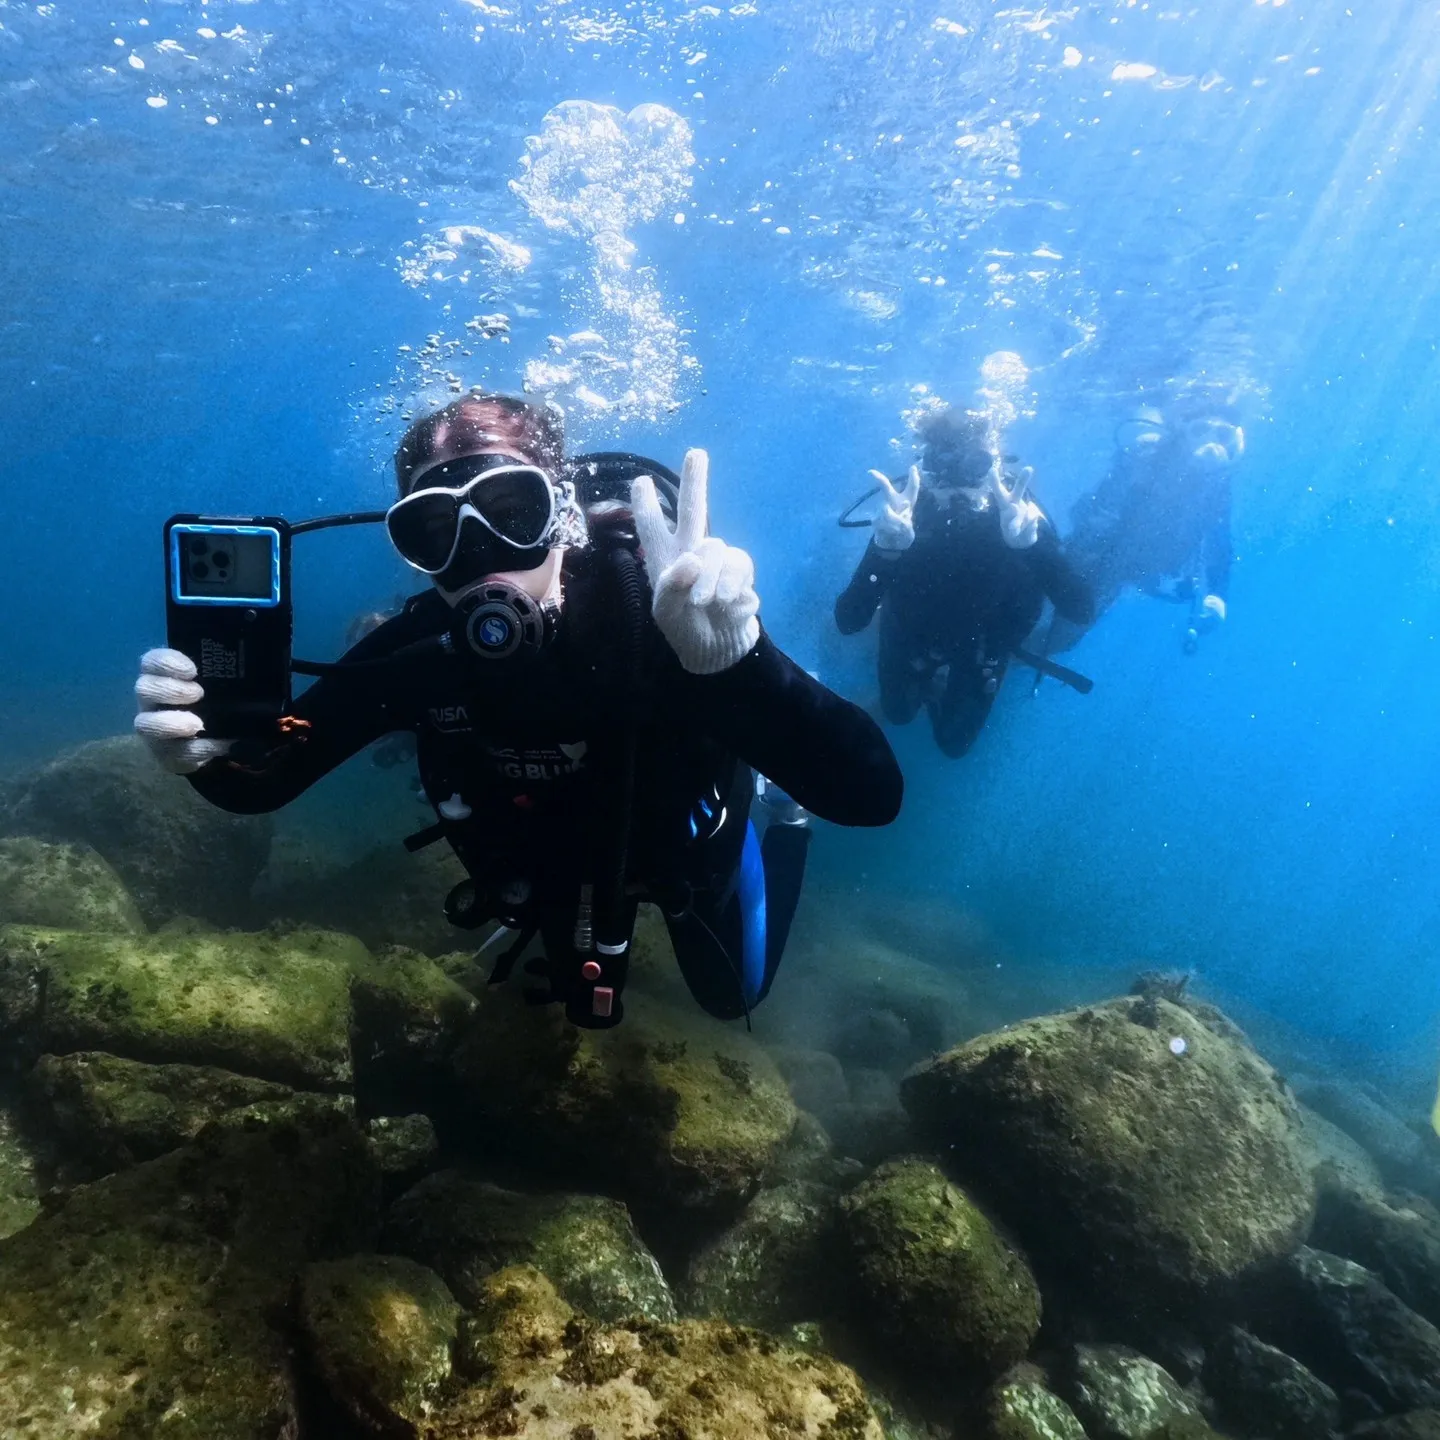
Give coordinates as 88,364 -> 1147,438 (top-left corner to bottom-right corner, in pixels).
0,1097 -> 40,1239
29,1050 -> 296,1174
1065,1344 -> 1215,1440
1310,1185 -> 1440,1329
263,840 -> 472,956
300,1253 -> 461,1434
682,1179 -> 837,1330
305,1261 -> 886,1439
988,1377 -> 1090,1440
0,1105 -> 380,1438
0,924 -> 373,1088
450,987 -> 797,1210
902,997 -> 1316,1296
383,1169 -> 676,1322
0,734 -> 272,927
838,1156 -> 1041,1386
0,836 -> 145,935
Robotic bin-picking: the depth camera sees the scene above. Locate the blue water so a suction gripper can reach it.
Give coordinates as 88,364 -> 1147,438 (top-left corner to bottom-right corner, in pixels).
3,0 -> 1439,1085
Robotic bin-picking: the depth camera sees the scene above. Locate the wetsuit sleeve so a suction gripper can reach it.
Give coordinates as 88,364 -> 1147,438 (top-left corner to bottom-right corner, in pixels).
684,629 -> 903,826
834,541 -> 895,635
1028,520 -> 1096,628
186,610 -> 429,815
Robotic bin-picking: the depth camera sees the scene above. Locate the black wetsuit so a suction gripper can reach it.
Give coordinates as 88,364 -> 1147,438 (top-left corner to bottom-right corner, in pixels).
1051,443 -> 1233,653
835,488 -> 1093,757
191,522 -> 902,1025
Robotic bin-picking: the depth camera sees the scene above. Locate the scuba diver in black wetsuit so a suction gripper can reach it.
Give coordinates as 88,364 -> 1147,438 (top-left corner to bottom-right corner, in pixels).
835,405 -> 1094,758
134,393 -> 902,1029
1043,404 -> 1242,658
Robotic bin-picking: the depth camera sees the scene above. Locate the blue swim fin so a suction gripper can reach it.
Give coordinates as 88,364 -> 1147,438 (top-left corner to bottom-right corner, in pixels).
738,820 -> 768,1008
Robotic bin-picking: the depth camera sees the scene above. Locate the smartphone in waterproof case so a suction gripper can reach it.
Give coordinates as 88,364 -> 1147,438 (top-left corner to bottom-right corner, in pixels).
164,515 -> 293,739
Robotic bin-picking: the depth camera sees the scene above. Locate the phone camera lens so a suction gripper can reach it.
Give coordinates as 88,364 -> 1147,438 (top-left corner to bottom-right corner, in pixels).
188,536 -> 209,556
211,551 -> 231,569
190,561 -> 211,580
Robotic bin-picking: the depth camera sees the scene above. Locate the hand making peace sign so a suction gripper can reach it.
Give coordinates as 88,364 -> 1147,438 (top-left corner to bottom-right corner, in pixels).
869,464 -> 921,554
631,448 -> 762,676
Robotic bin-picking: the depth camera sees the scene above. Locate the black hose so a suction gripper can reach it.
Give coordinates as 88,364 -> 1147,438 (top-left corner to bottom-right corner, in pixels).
595,544 -> 644,954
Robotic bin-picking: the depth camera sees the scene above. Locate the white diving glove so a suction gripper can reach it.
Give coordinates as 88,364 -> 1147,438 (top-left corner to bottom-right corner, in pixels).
133,648 -> 234,775
990,463 -> 1044,549
1183,595 -> 1226,654
869,465 -> 921,556
632,448 -> 761,676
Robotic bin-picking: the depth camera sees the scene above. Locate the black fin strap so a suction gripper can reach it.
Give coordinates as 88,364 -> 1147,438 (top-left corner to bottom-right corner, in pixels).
403,822 -> 449,853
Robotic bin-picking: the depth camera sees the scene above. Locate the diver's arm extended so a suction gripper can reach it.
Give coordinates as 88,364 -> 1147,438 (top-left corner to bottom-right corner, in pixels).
684,628 -> 903,826
186,608 -> 429,815
834,540 -> 894,635
1028,520 -> 1096,628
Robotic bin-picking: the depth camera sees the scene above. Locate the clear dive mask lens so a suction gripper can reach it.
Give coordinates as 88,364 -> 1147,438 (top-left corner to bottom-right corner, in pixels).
386,455 -> 557,575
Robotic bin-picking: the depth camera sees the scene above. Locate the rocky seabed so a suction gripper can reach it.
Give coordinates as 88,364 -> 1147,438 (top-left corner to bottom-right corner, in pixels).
0,738 -> 1438,1439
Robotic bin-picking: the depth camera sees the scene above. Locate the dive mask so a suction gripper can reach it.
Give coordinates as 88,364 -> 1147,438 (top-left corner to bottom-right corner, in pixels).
386,453 -> 557,576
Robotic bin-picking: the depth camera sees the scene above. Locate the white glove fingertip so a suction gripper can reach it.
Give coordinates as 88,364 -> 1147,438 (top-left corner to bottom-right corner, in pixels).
141,647 -> 198,681
135,708 -> 207,743
136,673 -> 205,709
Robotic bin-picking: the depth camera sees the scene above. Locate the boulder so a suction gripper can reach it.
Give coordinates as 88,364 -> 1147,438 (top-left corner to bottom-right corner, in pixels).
300,1253 -> 461,1434
0,836 -> 144,934
264,840 -> 471,956
450,987 -> 796,1211
1063,1344 -> 1215,1440
1310,1186 -> 1440,1329
837,1156 -> 1041,1386
764,1108 -> 864,1189
303,1261 -> 886,1438
383,1169 -> 676,1323
365,1113 -> 440,1186
682,1180 -> 837,1330
349,942 -> 479,1104
1202,1325 -> 1340,1440
0,1096 -> 40,1239
0,735 -> 272,926
0,1105 -> 380,1438
0,924 -> 372,1088
902,997 -> 1315,1297
988,1377 -> 1089,1440
1294,1078 -> 1431,1189
770,1045 -> 850,1117
1300,1102 -> 1386,1201
1353,1414 -> 1440,1440
830,1066 -> 918,1165
1268,1246 -> 1440,1411
28,1050 -> 295,1173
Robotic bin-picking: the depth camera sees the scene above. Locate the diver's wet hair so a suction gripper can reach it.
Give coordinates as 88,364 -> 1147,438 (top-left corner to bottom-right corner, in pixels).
394,393 -> 566,495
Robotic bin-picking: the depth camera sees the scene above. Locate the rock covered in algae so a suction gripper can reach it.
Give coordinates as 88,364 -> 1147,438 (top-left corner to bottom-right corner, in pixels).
0,734 -> 272,927
682,1179 -> 837,1330
0,1105 -> 381,1438
1300,1101 -> 1387,1201
366,1112 -> 440,1182
0,836 -> 145,934
0,923 -> 371,1088
1272,1245 -> 1440,1411
303,1260 -> 886,1438
1201,1325 -> 1340,1440
450,987 -> 797,1210
28,1049 -> 296,1173
902,996 -> 1315,1296
0,1097 -> 40,1239
383,1169 -> 676,1322
1310,1184 -> 1440,1329
1353,1413 -> 1440,1440
264,840 -> 471,956
988,1376 -> 1089,1440
300,1252 -> 462,1434
837,1156 -> 1041,1386
1064,1344 -> 1216,1440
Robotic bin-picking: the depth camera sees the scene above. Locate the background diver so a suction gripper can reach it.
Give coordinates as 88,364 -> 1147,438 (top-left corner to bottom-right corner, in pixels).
1043,402 -> 1242,657
135,392 -> 903,1029
834,404 -> 1094,758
